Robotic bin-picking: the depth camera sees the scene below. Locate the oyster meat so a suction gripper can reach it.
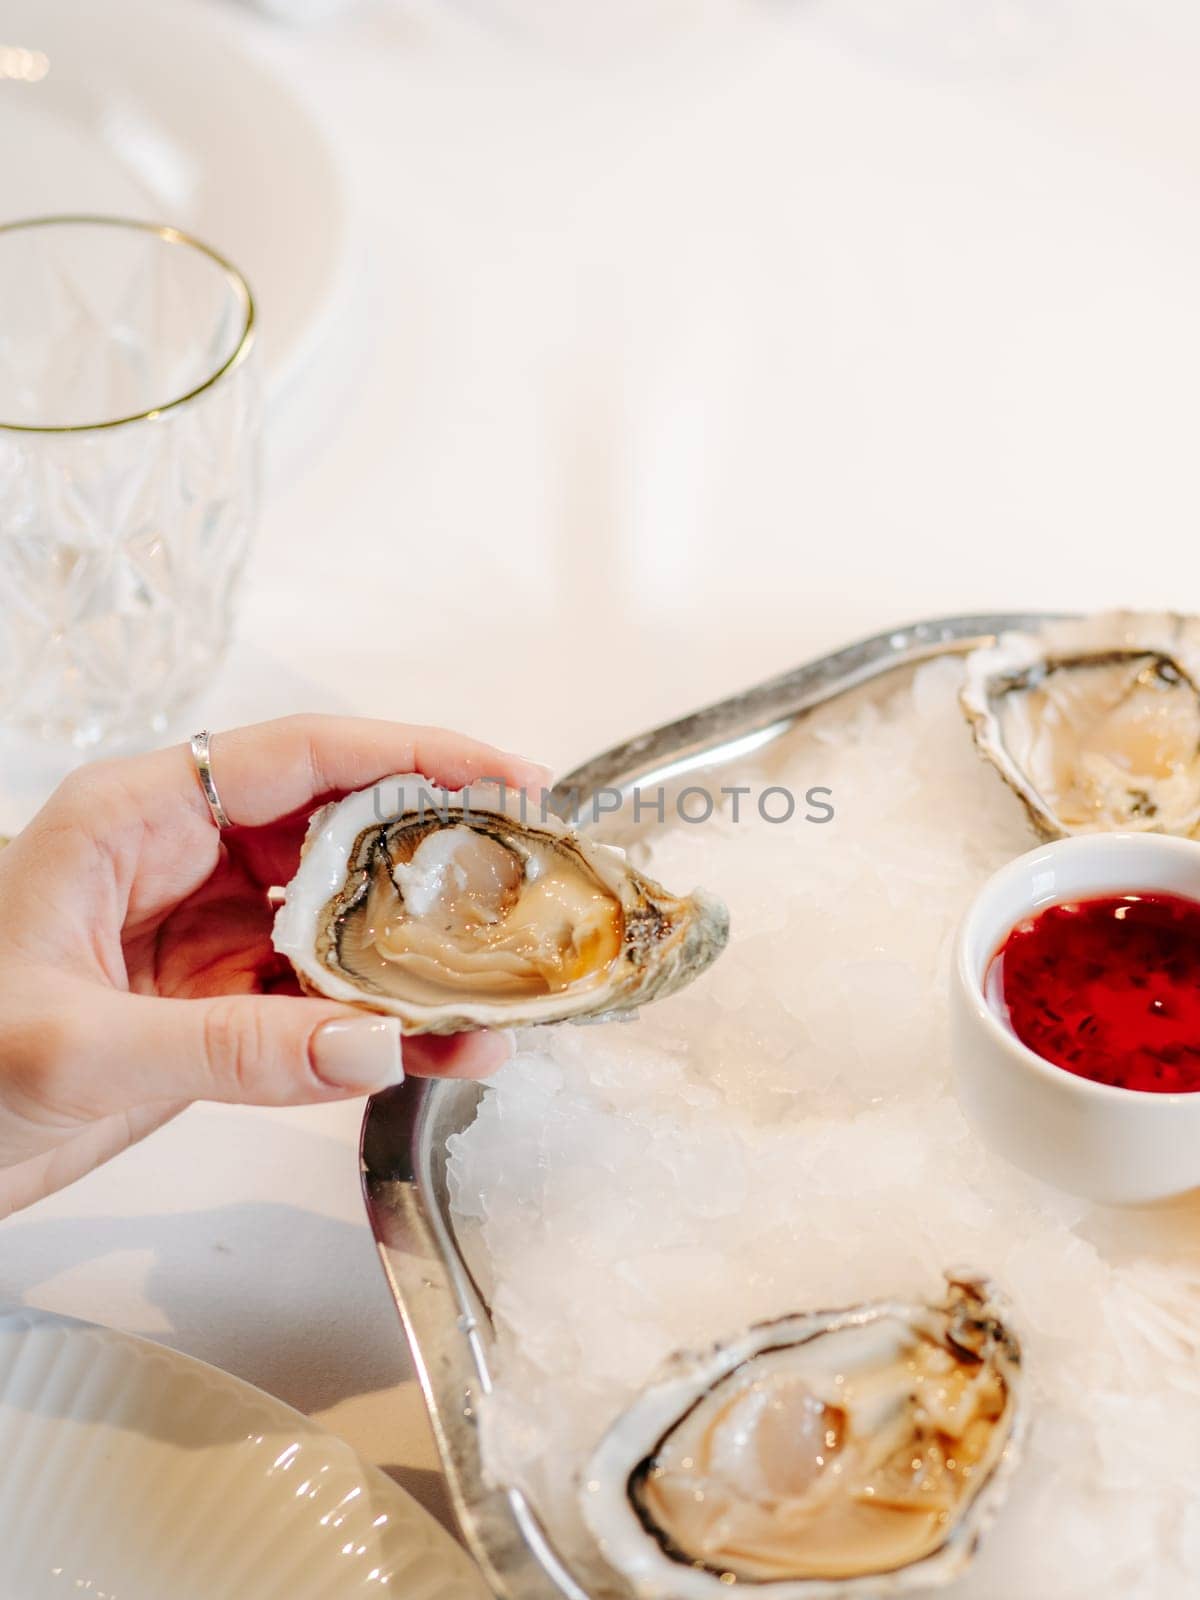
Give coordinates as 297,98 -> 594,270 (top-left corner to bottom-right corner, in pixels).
272,775 -> 729,1033
961,612 -> 1200,838
581,1276 -> 1024,1599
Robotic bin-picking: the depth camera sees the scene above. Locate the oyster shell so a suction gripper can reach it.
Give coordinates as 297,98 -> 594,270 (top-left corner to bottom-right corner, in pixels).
272,775 -> 729,1033
961,612 -> 1200,838
580,1275 -> 1024,1599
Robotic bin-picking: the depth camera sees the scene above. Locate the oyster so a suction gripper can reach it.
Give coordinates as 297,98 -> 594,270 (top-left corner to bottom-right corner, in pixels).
961,612 -> 1200,838
272,774 -> 728,1033
580,1276 -> 1023,1599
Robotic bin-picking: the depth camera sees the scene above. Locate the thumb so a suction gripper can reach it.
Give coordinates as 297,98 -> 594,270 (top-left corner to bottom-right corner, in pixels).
89,990 -> 405,1109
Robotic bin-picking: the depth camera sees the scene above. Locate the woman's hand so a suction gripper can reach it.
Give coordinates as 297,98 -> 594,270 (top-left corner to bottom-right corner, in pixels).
0,715 -> 549,1216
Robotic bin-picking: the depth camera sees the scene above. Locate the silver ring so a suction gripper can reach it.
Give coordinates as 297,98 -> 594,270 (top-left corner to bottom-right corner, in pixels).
190,730 -> 232,830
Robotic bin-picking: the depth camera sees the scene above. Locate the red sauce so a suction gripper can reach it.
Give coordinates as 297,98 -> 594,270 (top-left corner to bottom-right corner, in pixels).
987,893 -> 1200,1094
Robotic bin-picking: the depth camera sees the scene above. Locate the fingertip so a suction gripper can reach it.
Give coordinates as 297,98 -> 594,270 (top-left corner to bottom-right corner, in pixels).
404,1027 -> 515,1080
509,757 -> 554,793
475,749 -> 552,802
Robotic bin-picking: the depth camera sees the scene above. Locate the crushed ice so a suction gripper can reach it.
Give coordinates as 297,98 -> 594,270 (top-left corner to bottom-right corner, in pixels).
447,660 -> 1200,1599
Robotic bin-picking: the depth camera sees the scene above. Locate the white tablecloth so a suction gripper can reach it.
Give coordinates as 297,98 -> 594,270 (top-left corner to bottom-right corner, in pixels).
5,0 -> 1200,1535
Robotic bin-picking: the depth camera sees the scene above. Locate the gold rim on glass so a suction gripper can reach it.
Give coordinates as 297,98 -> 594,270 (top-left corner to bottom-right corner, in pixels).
0,214 -> 257,435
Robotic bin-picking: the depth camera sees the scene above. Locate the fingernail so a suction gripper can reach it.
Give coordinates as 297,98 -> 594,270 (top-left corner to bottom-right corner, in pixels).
311,1016 -> 405,1091
506,757 -> 554,793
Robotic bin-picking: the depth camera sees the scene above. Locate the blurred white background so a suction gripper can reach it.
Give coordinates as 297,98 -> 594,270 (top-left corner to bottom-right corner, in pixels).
5,0 -> 1200,810
235,0 -> 1200,781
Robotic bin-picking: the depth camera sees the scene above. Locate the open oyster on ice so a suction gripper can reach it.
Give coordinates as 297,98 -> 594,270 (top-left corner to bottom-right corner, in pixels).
961,612 -> 1200,838
581,1276 -> 1024,1600
272,775 -> 729,1033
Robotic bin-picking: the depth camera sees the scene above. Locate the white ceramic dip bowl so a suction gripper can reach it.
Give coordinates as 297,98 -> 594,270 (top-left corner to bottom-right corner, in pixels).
952,833 -> 1200,1205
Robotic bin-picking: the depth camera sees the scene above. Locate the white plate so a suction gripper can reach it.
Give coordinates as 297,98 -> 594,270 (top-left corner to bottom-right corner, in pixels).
0,0 -> 347,395
0,1309 -> 489,1600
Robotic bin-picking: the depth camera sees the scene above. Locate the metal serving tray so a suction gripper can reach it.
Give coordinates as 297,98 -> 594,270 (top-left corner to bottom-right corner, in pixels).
360,612 -> 1054,1600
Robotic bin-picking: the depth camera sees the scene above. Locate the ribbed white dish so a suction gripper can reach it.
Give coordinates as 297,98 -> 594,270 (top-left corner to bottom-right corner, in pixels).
0,1309 -> 490,1600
